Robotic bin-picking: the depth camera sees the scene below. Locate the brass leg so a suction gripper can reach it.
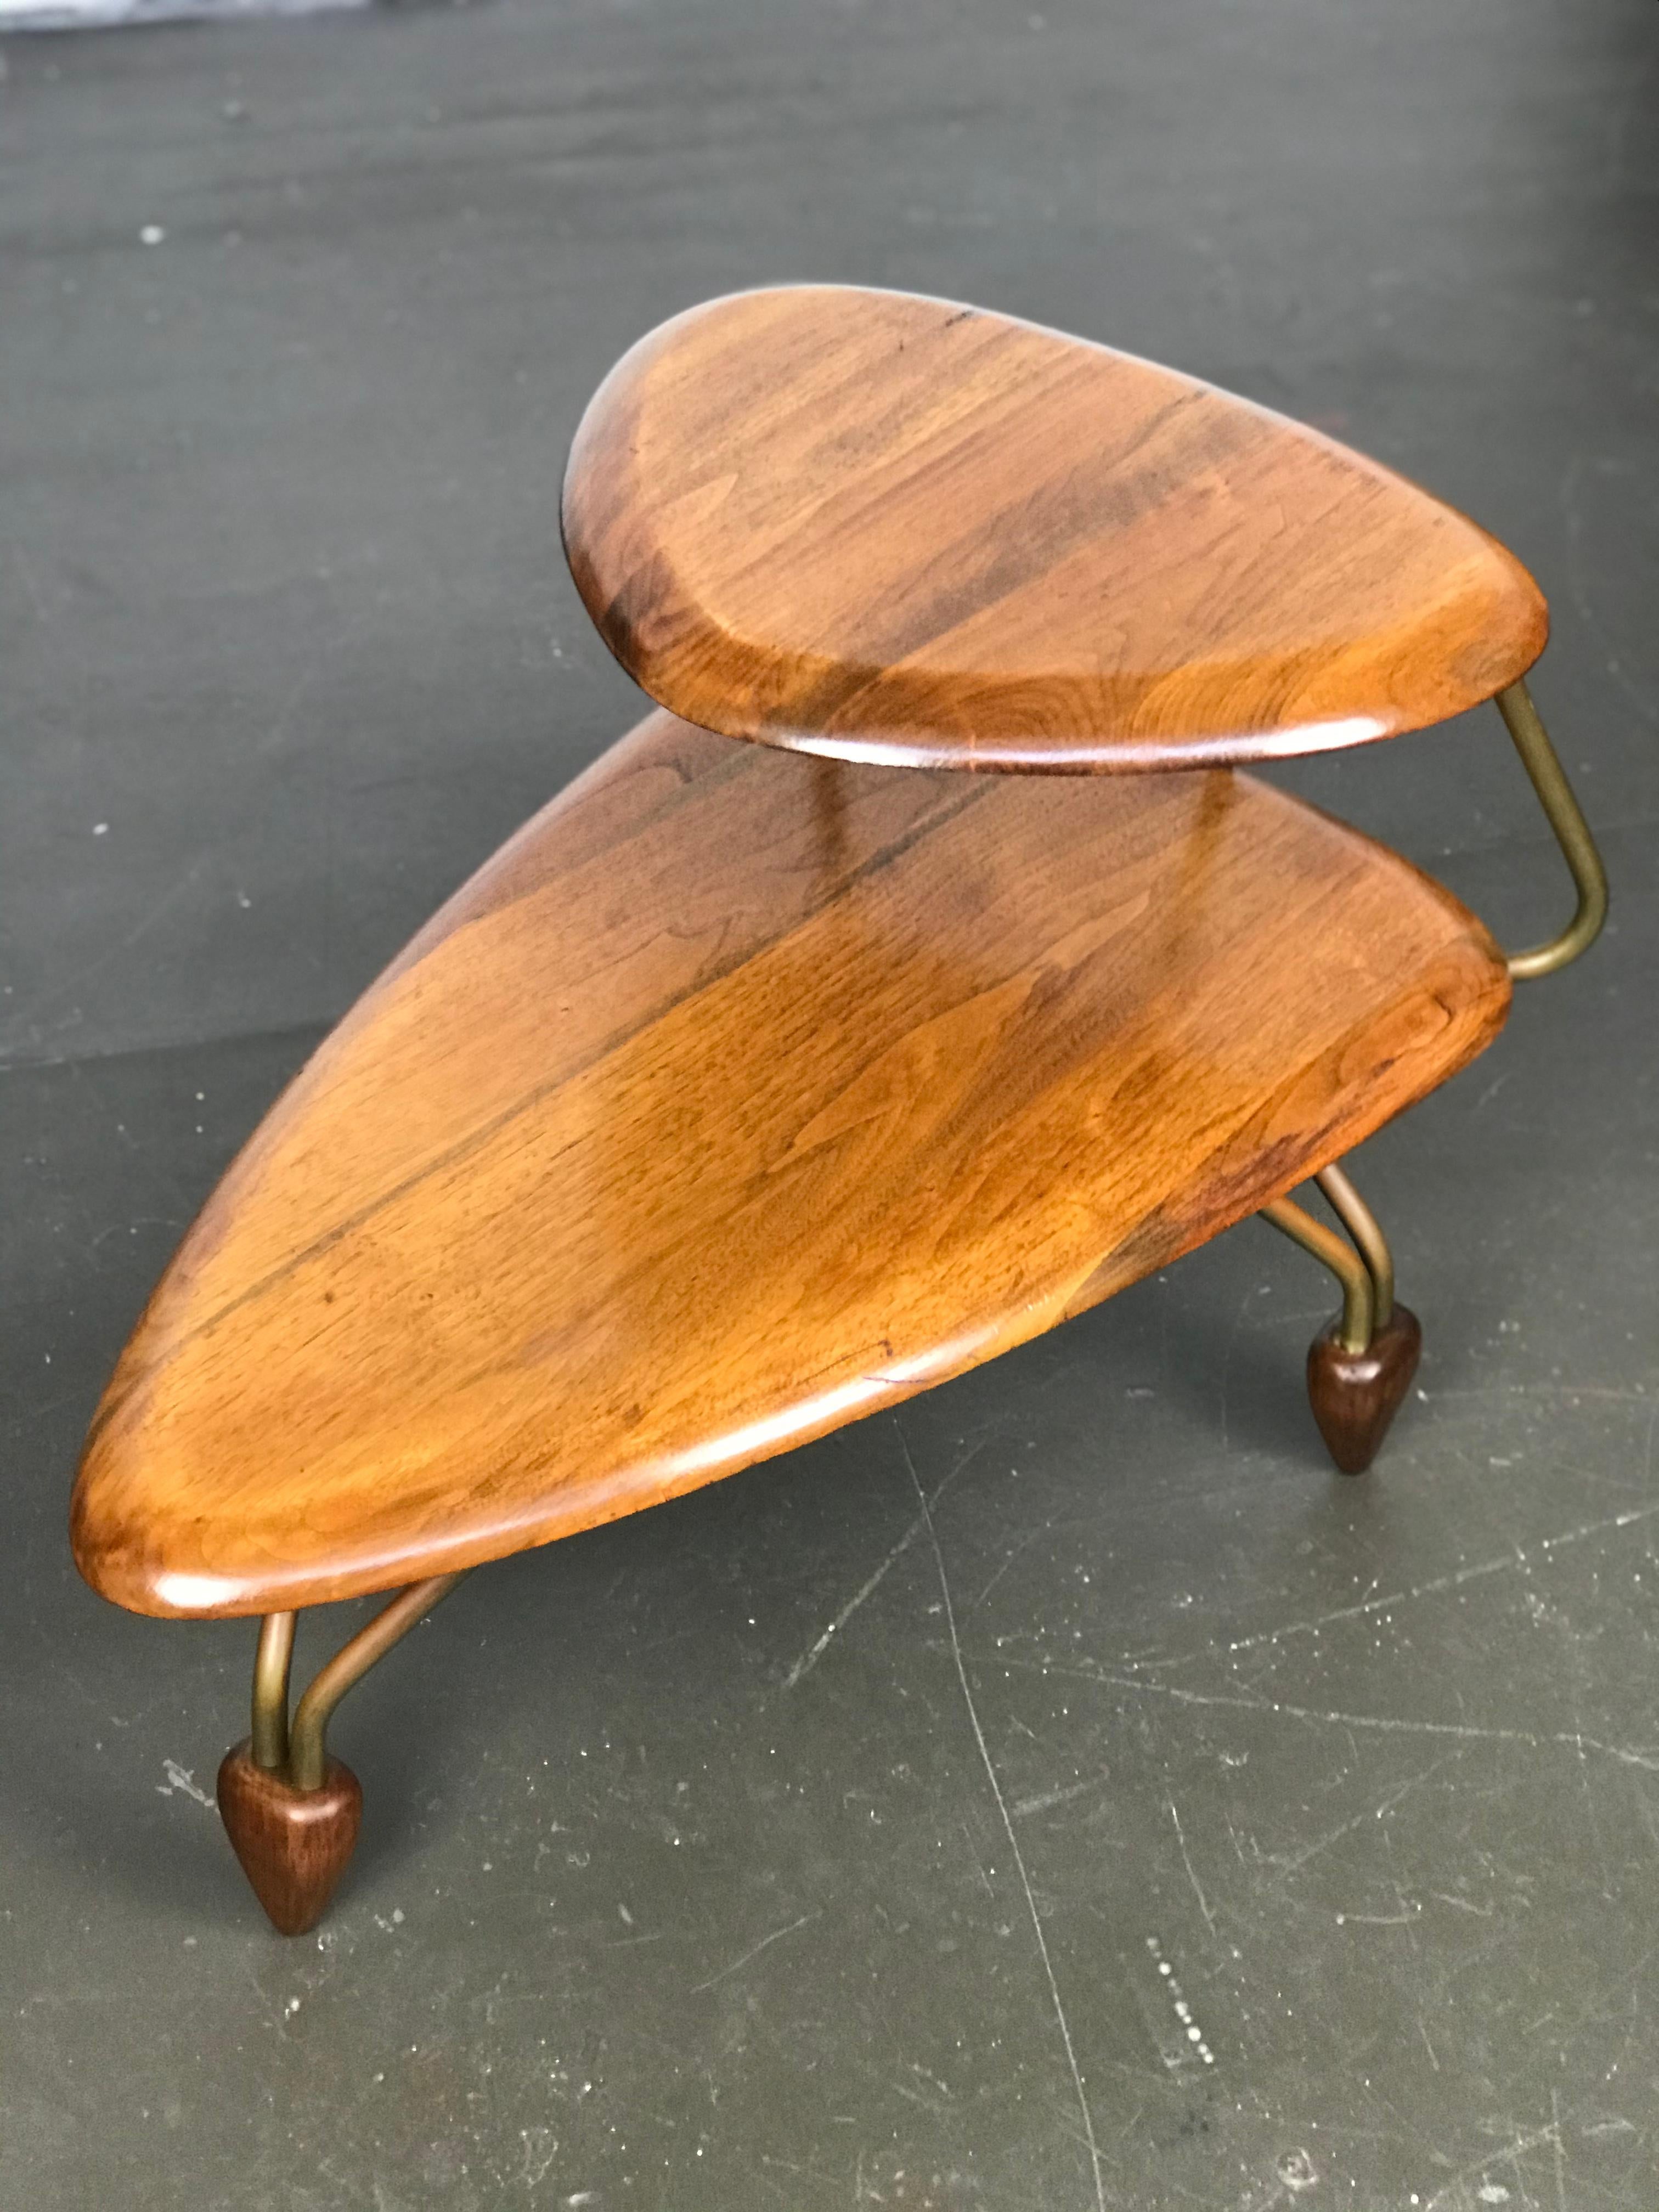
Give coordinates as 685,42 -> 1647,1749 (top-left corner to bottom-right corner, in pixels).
1261,1189 -> 1373,1352
1493,679 -> 1608,981
218,1574 -> 465,1934
1312,1164 -> 1393,1330
250,1610 -> 295,1771
1261,1165 -> 1420,1475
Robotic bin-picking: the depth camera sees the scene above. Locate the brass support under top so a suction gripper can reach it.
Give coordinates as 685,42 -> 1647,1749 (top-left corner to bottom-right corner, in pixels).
287,1574 -> 466,1793
1261,1194 -> 1374,1354
251,1610 -> 296,1772
1313,1163 -> 1394,1330
1494,679 -> 1608,980
247,1575 -> 466,1796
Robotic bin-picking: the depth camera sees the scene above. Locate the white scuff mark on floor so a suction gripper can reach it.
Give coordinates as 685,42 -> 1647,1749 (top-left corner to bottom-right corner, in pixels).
520,2126 -> 558,2189
1423,2107 -> 1572,2212
156,1759 -> 214,1807
1146,1935 -> 1215,2069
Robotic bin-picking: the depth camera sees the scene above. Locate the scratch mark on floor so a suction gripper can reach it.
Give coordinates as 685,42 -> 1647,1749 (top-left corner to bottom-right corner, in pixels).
961,1818 -> 997,1896
1013,1772 -> 1110,1819
1473,1070 -> 1511,1112
1269,1752 -> 1468,1881
26,856 -> 211,1034
974,1521 -> 1048,1610
782,1536 -> 916,1692
1167,1799 -> 1218,1940
990,1654 -> 1659,1773
1215,1283 -> 1256,1459
1423,2107 -> 1568,2211
759,2152 -> 841,2193
690,1910 -> 820,1995
1179,1496 -> 1659,1669
890,2076 -> 950,2115
898,1417 -> 1107,2212
781,1440 -> 985,1690
1426,1384 -> 1657,1404
1218,1555 -> 1515,1661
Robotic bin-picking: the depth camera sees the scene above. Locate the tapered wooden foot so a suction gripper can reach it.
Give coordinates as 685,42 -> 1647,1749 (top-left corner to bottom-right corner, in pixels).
1306,1305 -> 1421,1474
217,1740 -> 363,1935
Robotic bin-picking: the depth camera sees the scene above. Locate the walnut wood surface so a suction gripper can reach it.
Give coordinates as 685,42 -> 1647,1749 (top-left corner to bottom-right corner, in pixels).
72,713 -> 1509,1618
563,286 -> 1547,771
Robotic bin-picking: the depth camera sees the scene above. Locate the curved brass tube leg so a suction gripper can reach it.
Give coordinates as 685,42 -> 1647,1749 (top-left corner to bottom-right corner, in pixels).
1261,1168 -> 1420,1475
250,1611 -> 295,1772
218,1574 -> 465,1935
1494,680 -> 1609,981
289,1576 -> 464,1792
1313,1163 -> 1393,1330
1261,1193 -> 1373,1353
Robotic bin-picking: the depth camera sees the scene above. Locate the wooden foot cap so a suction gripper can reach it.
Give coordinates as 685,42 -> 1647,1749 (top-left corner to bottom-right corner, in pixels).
217,1741 -> 363,1936
1306,1305 -> 1422,1475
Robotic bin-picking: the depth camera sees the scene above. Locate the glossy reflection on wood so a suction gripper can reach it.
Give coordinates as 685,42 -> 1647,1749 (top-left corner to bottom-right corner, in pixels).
563,286 -> 1548,771
71,713 -> 1509,1619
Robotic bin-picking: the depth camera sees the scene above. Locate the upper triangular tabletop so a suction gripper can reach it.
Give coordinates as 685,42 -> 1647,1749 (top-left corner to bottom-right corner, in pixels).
563,286 -> 1547,771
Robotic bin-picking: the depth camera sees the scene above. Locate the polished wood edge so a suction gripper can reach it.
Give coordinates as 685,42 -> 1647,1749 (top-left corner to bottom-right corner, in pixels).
88,952 -> 1506,1622
648,679 -> 1549,776
561,284 -> 1550,770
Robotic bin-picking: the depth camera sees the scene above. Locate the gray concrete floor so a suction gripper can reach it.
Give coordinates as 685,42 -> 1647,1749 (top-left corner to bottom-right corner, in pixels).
2,2 -> 1656,2205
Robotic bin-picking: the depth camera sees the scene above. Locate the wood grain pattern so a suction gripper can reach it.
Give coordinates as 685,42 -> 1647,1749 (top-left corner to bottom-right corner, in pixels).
71,713 -> 1510,1619
563,285 -> 1547,771
1307,1306 -> 1424,1475
217,1743 -> 363,1936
